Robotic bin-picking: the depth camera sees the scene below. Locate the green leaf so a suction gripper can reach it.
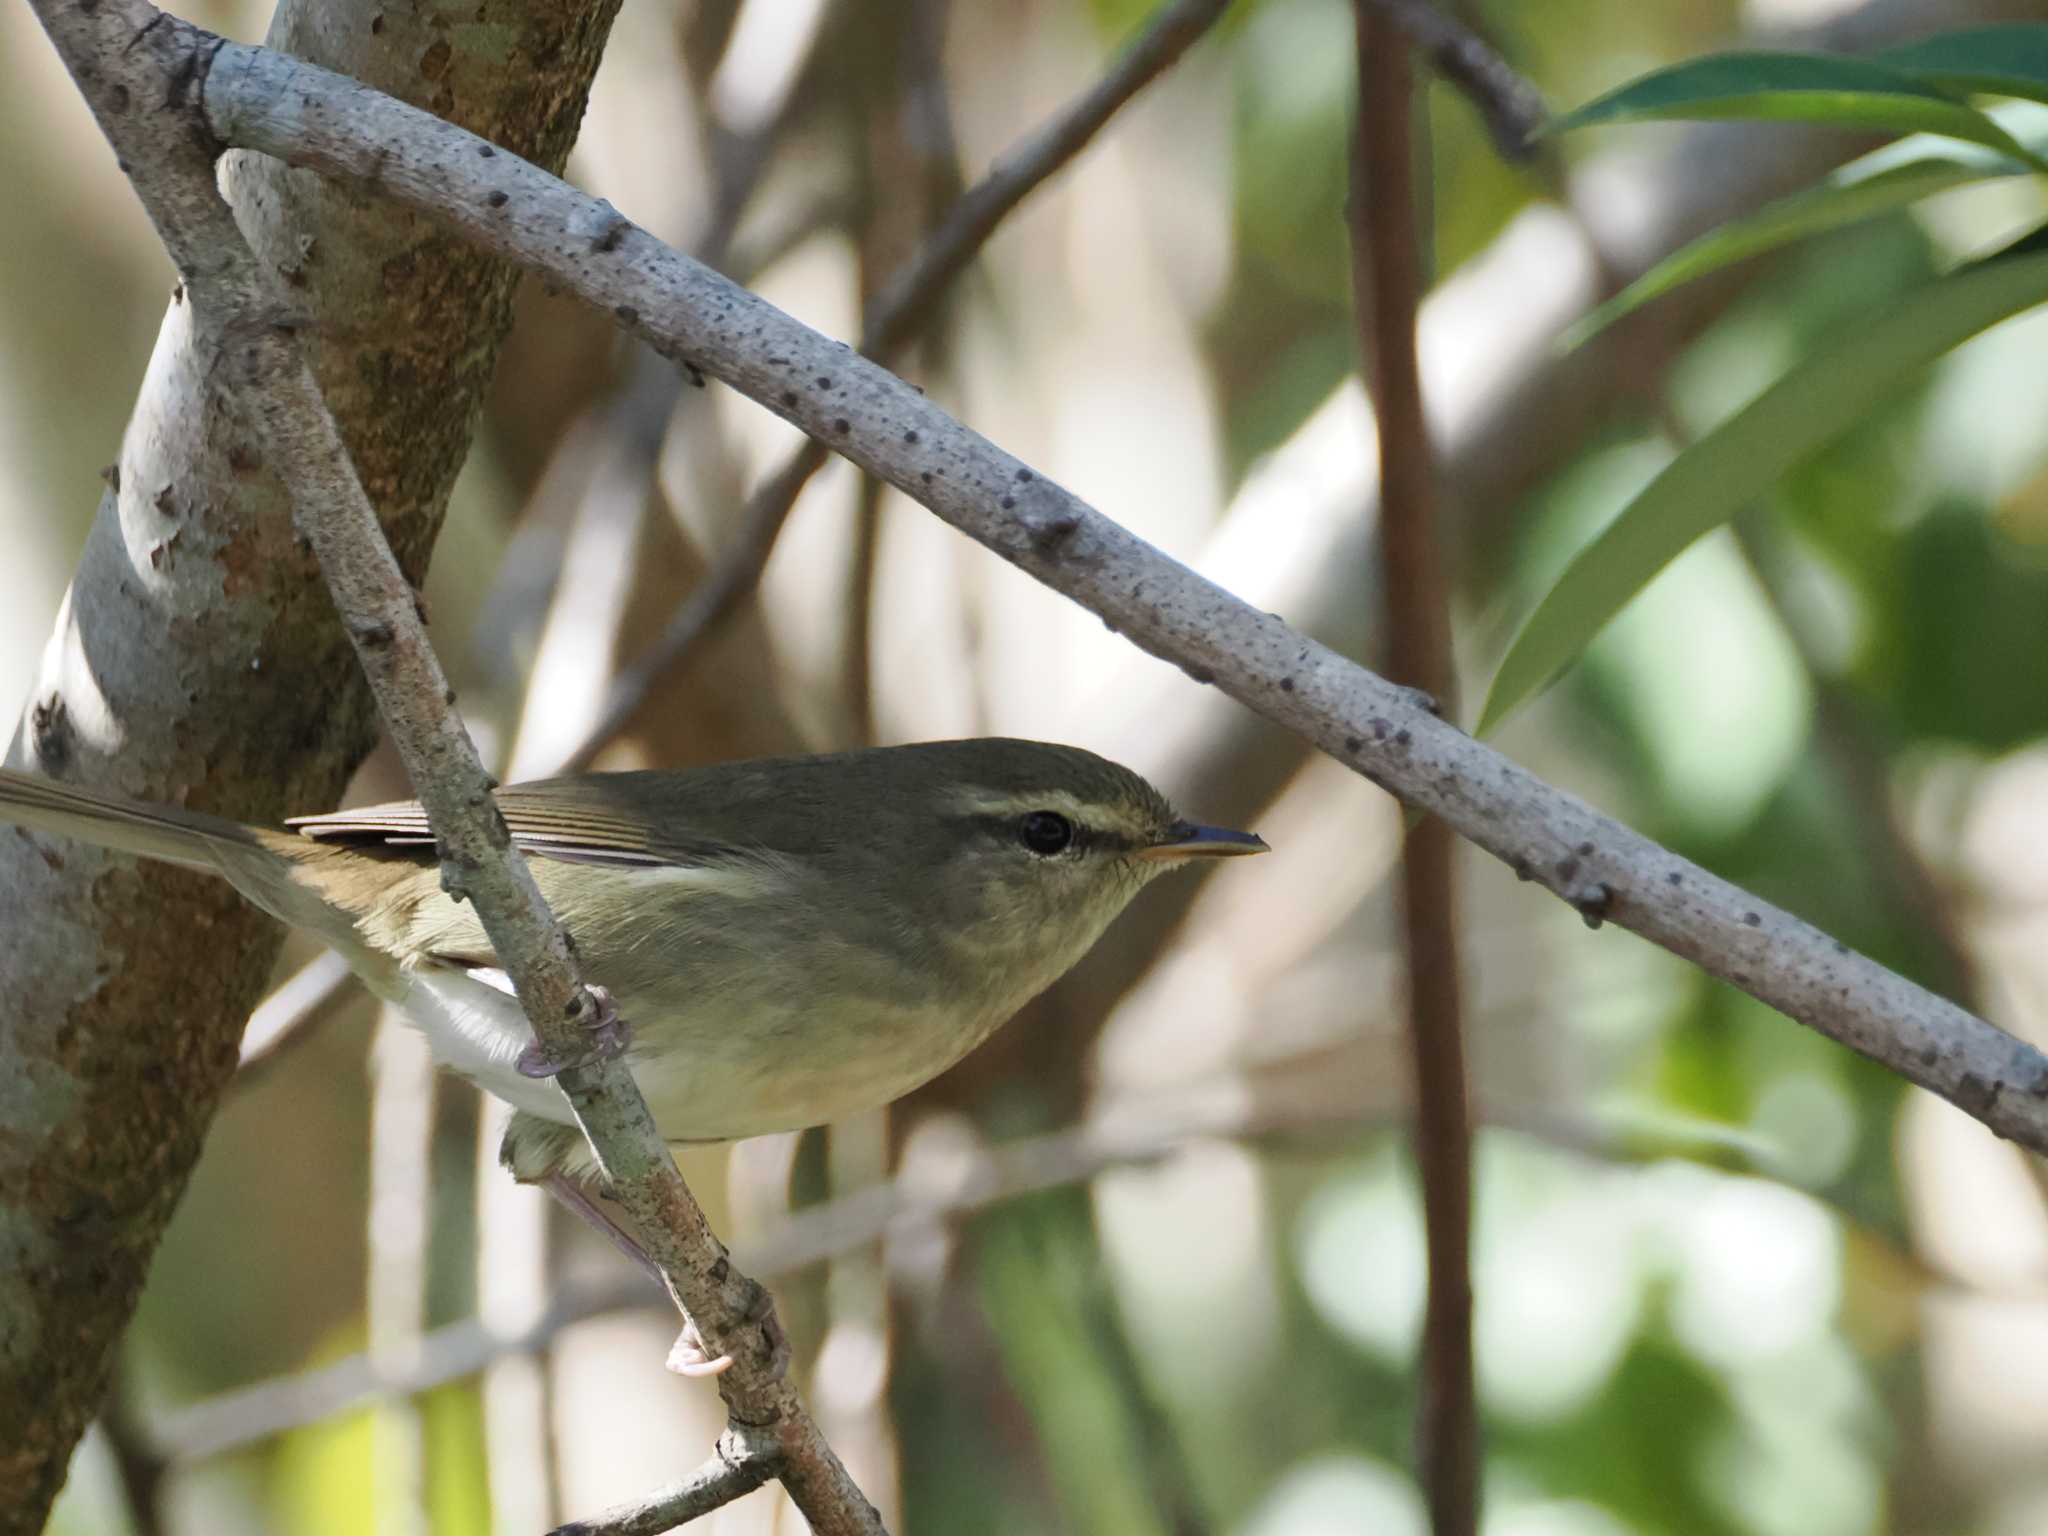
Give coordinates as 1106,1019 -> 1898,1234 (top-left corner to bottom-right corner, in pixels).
1879,24 -> 2048,108
1563,139 -> 2031,349
1549,51 -> 2048,171
1479,241 -> 2048,735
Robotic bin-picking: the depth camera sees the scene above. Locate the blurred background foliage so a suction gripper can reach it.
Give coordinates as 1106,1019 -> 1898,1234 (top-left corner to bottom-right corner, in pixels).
10,0 -> 2048,1531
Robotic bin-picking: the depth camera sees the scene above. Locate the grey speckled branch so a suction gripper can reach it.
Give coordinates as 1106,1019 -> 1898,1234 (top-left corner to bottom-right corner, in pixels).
199,30 -> 2048,1150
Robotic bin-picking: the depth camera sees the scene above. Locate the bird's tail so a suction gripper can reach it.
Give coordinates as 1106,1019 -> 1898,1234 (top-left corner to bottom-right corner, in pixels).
0,766 -> 368,957
0,766 -> 276,871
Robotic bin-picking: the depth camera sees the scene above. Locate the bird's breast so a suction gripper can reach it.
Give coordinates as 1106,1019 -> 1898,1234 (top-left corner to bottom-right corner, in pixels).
384,870 -> 1117,1144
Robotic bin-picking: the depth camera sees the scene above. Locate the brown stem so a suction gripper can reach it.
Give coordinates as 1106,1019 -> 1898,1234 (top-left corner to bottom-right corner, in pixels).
1351,11 -> 1477,1534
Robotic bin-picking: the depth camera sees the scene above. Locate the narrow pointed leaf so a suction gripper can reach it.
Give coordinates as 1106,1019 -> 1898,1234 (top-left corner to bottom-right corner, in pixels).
1879,25 -> 2048,108
1564,143 -> 2029,349
1550,52 -> 2048,171
1481,244 -> 2048,735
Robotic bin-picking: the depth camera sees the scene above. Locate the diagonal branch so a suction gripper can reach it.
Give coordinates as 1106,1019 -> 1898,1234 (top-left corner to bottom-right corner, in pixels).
551,1427 -> 780,1536
191,28 -> 2048,1153
31,3 -> 881,1532
860,0 -> 1231,353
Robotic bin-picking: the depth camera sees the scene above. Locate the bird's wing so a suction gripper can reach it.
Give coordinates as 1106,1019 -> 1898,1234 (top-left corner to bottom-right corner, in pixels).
288,779 -> 740,870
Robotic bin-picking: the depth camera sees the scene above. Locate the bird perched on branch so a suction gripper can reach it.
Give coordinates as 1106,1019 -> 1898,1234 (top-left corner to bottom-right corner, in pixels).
0,738 -> 1264,1364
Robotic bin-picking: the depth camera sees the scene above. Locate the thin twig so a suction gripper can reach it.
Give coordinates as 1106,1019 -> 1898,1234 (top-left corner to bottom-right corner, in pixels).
860,0 -> 1231,351
150,1272 -> 648,1465
34,6 -> 883,1531
197,25 -> 2048,1153
558,439 -> 826,771
1364,0 -> 1544,159
549,1428 -> 781,1536
1352,12 -> 1477,1534
555,0 -> 1236,772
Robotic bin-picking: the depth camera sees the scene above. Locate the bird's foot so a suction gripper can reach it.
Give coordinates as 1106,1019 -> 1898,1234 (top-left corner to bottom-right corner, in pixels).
667,1318 -> 736,1378
666,1280 -> 790,1380
516,984 -> 630,1078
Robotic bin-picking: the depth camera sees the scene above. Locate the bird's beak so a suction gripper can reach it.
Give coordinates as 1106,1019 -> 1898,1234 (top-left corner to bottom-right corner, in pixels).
1136,820 -> 1270,862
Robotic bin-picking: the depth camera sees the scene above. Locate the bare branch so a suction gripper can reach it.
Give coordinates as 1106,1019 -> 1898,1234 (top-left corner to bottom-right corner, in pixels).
1351,12 -> 1476,1532
558,0 -> 1236,771
549,1428 -> 779,1536
149,1273 -> 646,1465
559,440 -> 826,771
1364,0 -> 1544,158
196,29 -> 2048,1153
861,0 -> 1231,351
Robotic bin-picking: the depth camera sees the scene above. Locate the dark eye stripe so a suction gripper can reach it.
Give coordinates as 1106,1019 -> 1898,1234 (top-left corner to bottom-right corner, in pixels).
955,813 -> 1140,856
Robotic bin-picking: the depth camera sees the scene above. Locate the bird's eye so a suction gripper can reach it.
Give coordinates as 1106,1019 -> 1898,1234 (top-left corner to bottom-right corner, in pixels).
1019,811 -> 1074,856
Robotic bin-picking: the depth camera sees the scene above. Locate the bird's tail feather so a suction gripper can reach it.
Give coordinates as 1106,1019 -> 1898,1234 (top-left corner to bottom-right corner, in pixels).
0,766 -> 362,953
0,766 -> 268,870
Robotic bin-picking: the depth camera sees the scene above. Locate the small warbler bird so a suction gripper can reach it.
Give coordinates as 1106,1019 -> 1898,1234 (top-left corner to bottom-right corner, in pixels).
0,740 -> 1265,1191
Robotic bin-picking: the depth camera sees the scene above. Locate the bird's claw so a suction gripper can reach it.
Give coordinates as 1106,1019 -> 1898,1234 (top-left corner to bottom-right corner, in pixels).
516,984 -> 629,1079
581,983 -> 630,1058
667,1319 -> 736,1378
665,1284 -> 790,1381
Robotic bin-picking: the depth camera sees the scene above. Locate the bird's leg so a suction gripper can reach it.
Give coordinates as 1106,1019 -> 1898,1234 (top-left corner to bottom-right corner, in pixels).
516,983 -> 631,1078
537,1170 -> 661,1280
667,1318 -> 738,1378
536,1170 -> 738,1378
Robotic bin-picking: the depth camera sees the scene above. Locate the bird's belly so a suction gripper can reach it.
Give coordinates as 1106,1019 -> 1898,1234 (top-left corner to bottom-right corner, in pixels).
393,963 -> 999,1143
627,993 -> 990,1142
398,966 -> 580,1124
